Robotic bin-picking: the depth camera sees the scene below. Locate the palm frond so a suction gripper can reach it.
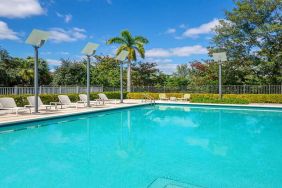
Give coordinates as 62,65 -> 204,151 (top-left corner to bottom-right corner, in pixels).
121,30 -> 134,45
134,36 -> 149,44
106,37 -> 126,45
115,45 -> 128,56
135,44 -> 145,59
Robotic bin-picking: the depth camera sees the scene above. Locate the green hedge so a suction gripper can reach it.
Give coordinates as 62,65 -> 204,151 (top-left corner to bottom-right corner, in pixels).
191,94 -> 282,104
0,92 -> 127,107
127,92 -> 282,104
190,94 -> 249,104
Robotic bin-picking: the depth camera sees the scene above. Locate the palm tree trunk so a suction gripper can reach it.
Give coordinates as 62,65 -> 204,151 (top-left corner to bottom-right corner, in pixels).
127,61 -> 131,92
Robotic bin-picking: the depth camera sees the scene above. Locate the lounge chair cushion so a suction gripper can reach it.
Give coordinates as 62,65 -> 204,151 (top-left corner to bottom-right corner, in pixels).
79,94 -> 87,102
98,93 -> 109,100
0,98 -> 17,108
27,96 -> 44,106
58,95 -> 72,105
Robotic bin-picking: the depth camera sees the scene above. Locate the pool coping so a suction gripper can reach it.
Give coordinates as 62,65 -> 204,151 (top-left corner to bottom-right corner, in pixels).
0,101 -> 281,127
156,101 -> 282,109
0,103 -> 150,127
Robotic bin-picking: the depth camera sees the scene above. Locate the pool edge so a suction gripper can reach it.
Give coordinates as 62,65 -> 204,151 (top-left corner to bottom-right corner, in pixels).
0,103 -> 150,127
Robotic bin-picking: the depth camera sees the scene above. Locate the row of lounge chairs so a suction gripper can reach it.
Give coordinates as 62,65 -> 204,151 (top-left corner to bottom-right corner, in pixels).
0,93 -> 114,115
159,93 -> 190,101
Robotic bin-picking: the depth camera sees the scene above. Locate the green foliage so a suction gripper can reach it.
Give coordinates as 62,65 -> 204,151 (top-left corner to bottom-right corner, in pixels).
191,94 -> 282,104
107,30 -> 149,91
52,59 -> 87,86
132,62 -> 165,86
107,30 -> 149,62
128,92 -> 282,104
0,47 -> 52,86
209,0 -> 282,84
191,94 -> 249,104
90,56 -> 120,87
223,94 -> 282,103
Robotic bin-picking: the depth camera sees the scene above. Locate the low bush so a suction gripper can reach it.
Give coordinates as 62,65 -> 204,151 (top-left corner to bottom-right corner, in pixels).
190,95 -> 249,104
127,92 -> 282,104
191,94 -> 282,104
0,92 -> 127,107
224,94 -> 282,103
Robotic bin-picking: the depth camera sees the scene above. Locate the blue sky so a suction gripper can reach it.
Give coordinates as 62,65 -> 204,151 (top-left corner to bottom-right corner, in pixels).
0,0 -> 234,73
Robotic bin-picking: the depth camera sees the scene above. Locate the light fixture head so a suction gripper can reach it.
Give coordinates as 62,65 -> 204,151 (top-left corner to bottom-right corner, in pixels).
26,29 -> 50,48
82,42 -> 99,56
212,52 -> 227,62
115,50 -> 129,61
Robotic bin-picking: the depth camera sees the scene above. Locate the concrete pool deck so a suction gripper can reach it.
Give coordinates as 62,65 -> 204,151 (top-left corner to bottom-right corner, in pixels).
0,99 -> 282,126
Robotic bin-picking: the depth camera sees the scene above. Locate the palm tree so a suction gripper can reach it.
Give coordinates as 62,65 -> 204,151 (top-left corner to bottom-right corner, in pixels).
18,60 -> 34,85
107,30 -> 149,92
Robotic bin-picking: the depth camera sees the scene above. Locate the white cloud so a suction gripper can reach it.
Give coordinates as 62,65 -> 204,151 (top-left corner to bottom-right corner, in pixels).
145,58 -> 176,74
56,12 -> 72,23
47,59 -> 61,66
0,0 -> 44,18
146,48 -> 171,57
157,63 -> 178,74
146,58 -> 172,63
0,21 -> 20,40
166,28 -> 176,34
49,27 -> 87,43
182,19 -> 220,38
146,45 -> 207,58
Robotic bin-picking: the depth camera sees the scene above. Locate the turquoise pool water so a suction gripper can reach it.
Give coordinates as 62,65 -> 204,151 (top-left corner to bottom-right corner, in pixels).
0,104 -> 282,188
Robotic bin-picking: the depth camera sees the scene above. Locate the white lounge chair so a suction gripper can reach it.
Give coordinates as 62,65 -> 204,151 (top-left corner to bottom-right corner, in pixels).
0,97 -> 32,115
58,95 -> 85,109
159,93 -> 169,100
177,94 -> 191,101
98,93 -> 117,104
79,94 -> 100,106
27,96 -> 53,110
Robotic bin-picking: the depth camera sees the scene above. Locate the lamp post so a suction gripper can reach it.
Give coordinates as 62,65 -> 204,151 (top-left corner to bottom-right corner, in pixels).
212,52 -> 227,99
115,50 -> 129,103
26,29 -> 50,113
82,42 -> 99,107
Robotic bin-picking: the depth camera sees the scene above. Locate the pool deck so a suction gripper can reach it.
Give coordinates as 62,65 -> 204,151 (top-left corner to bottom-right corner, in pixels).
0,99 -> 281,126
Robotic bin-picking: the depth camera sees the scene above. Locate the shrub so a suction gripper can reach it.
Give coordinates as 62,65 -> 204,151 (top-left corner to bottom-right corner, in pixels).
190,96 -> 249,104
127,92 -> 282,104
224,94 -> 282,103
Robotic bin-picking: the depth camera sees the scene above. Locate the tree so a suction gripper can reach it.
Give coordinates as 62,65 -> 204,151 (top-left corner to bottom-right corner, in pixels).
131,62 -> 161,86
210,0 -> 282,84
174,64 -> 189,79
0,48 -> 51,86
107,30 -> 149,92
52,59 -> 86,85
90,56 -> 121,87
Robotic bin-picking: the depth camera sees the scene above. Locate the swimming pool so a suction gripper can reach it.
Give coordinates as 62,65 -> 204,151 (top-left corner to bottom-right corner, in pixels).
0,104 -> 282,188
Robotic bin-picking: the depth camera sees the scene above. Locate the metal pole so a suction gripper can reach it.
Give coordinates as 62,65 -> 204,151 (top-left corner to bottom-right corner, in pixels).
87,55 -> 91,107
34,46 -> 39,113
120,61 -> 123,103
219,61 -> 222,99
